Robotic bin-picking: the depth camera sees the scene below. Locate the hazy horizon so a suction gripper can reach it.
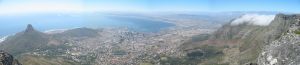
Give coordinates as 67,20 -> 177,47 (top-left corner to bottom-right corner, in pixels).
0,0 -> 299,15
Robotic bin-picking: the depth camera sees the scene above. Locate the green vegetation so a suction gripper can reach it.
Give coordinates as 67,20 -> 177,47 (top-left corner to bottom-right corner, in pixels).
140,62 -> 153,65
294,30 -> 300,34
190,34 -> 210,42
19,55 -> 79,65
113,50 -> 127,55
160,45 -> 225,65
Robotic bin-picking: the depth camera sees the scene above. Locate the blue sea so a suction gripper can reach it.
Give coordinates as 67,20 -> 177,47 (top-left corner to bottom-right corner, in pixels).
0,13 -> 174,37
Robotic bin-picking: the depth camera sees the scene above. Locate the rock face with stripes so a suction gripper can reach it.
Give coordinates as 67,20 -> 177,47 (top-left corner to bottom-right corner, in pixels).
0,50 -> 22,65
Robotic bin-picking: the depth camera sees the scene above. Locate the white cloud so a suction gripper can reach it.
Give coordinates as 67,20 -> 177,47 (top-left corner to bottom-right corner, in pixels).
0,36 -> 8,43
231,14 -> 275,26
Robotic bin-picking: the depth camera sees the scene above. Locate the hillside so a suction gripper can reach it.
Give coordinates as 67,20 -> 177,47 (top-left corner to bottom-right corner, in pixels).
0,24 -> 49,55
258,14 -> 300,65
0,24 -> 102,65
180,14 -> 298,65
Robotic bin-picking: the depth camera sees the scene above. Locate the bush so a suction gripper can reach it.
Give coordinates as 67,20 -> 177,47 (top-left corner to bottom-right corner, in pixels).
294,30 -> 300,34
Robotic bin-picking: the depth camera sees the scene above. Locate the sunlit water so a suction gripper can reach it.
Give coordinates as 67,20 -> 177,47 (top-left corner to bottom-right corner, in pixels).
0,13 -> 174,37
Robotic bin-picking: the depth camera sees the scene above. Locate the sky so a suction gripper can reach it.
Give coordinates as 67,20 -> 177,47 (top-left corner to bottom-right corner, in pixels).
0,0 -> 299,15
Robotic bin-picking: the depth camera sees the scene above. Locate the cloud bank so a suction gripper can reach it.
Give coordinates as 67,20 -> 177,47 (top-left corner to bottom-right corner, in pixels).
0,36 -> 8,43
231,14 -> 275,26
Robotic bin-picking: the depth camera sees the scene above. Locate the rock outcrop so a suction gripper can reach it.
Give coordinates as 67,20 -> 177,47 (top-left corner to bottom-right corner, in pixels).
258,14 -> 300,65
180,14 -> 299,65
25,24 -> 35,33
0,50 -> 21,65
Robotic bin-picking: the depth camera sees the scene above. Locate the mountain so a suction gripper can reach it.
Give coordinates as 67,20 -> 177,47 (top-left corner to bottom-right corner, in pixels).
0,24 -> 102,65
0,24 -> 49,54
258,14 -> 300,65
0,50 -> 22,65
51,27 -> 99,38
0,13 -> 298,65
180,14 -> 298,65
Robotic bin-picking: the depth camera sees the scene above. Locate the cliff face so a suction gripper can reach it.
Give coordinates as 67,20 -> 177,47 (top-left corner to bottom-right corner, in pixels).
210,14 -> 300,65
0,50 -> 22,65
180,14 -> 299,65
258,15 -> 300,65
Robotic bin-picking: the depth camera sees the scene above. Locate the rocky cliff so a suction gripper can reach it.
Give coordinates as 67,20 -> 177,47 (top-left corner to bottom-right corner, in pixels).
258,14 -> 300,65
0,50 -> 21,65
180,14 -> 299,65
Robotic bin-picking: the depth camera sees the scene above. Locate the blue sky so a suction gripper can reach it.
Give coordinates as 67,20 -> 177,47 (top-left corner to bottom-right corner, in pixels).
0,0 -> 299,14
209,0 -> 300,12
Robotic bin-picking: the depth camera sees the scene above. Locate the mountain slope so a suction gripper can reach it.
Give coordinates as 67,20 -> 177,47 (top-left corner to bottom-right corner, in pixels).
258,14 -> 300,65
0,24 -> 102,65
51,27 -> 99,38
180,14 -> 297,65
0,24 -> 49,55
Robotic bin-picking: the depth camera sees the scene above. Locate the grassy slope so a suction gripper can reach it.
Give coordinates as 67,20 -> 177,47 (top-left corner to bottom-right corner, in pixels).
18,55 -> 79,65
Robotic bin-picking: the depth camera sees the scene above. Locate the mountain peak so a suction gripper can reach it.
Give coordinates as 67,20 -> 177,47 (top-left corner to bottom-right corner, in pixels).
0,24 -> 49,54
25,24 -> 35,32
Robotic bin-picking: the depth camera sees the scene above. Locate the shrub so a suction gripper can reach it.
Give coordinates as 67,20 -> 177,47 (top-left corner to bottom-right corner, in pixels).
294,30 -> 300,34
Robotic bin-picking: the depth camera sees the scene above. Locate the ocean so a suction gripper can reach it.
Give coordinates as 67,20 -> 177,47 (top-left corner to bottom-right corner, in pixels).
0,13 -> 174,37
